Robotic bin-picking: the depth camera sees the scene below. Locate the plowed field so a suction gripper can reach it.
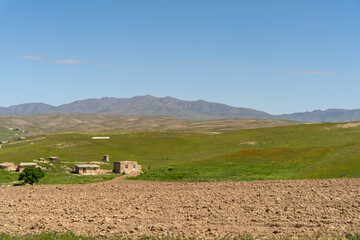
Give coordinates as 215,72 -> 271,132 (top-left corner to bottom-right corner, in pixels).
1,178 -> 359,238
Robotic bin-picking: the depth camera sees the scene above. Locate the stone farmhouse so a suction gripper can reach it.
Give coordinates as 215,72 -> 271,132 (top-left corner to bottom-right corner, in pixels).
17,163 -> 38,173
0,162 -> 17,171
0,162 -> 42,172
113,161 -> 141,174
75,164 -> 100,175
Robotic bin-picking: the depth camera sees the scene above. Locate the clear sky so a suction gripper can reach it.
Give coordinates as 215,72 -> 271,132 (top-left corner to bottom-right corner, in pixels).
0,0 -> 359,114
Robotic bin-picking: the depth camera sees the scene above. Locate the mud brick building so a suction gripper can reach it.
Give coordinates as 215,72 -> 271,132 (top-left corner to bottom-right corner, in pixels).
75,164 -> 100,175
16,163 -> 38,173
113,161 -> 141,174
0,162 -> 17,171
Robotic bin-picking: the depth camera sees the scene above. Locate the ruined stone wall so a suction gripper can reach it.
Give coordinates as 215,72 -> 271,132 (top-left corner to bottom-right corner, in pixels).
0,165 -> 17,171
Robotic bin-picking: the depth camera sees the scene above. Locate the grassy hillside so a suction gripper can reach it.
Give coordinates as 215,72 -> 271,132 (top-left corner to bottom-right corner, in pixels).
0,121 -> 360,184
0,127 -> 15,141
0,114 -> 299,134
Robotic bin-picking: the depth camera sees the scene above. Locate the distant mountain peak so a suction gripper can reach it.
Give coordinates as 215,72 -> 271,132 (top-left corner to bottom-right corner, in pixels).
0,96 -> 359,122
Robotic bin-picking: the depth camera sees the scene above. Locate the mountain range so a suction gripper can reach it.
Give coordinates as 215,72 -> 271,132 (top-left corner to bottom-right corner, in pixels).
0,95 -> 359,122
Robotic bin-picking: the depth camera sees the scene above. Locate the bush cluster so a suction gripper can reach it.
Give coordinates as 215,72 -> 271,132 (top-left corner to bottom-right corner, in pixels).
18,167 -> 45,185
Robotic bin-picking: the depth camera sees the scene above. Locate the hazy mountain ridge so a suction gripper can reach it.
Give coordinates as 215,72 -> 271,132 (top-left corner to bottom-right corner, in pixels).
276,109 -> 360,123
0,95 -> 359,122
0,103 -> 56,115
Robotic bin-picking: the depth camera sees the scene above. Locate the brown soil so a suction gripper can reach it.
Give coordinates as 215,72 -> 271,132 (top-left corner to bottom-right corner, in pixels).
0,178 -> 359,238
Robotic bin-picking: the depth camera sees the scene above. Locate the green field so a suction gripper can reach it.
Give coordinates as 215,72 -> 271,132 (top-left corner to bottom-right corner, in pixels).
0,127 -> 15,141
1,122 -> 360,184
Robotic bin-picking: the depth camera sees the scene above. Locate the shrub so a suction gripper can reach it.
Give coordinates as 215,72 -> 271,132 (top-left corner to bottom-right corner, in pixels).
18,167 -> 45,185
346,233 -> 360,240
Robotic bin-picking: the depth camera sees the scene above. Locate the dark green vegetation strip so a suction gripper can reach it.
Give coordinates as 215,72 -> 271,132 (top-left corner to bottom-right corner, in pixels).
0,232 -> 92,240
1,122 -> 360,184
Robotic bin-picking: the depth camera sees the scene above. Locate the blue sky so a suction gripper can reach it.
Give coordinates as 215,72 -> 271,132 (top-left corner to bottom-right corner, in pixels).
0,0 -> 359,114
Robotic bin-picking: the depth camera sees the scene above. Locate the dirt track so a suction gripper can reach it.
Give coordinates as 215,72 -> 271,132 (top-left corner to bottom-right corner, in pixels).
0,178 -> 359,238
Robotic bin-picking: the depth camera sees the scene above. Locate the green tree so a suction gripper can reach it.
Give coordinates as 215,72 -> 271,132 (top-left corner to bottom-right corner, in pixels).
18,166 -> 45,185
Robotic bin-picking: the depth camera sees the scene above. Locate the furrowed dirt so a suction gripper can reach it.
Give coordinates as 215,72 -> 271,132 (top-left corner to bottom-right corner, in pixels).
0,178 -> 359,238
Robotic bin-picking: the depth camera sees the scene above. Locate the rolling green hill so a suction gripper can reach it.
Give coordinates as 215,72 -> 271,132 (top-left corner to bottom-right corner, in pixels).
0,121 -> 360,184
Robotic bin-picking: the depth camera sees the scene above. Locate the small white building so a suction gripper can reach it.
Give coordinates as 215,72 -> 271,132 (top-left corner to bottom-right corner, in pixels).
91,137 -> 110,140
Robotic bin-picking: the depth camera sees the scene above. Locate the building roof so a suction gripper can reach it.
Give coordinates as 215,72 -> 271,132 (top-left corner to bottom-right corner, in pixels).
19,163 -> 37,167
75,164 -> 100,168
114,161 -> 138,164
0,162 -> 15,167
